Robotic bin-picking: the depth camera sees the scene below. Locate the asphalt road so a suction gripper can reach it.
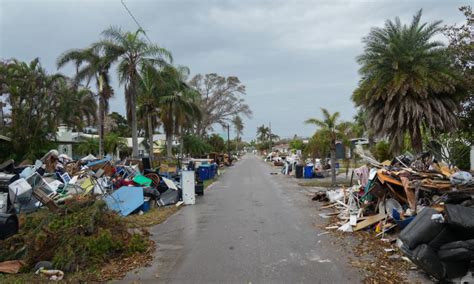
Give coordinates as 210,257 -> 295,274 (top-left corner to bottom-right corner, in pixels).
122,154 -> 362,283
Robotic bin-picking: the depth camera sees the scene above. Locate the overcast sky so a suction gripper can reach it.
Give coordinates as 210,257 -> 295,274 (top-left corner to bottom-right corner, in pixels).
0,0 -> 468,141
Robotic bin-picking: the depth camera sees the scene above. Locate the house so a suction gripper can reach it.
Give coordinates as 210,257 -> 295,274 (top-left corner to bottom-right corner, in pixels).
272,143 -> 290,154
56,126 -> 179,159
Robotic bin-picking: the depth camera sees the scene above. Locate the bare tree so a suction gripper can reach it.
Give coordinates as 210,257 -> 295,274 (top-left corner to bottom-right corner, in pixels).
189,73 -> 252,136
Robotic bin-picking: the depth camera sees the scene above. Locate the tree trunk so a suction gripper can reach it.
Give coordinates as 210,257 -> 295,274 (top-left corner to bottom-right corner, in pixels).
179,126 -> 184,159
0,102 -> 4,134
130,83 -> 139,158
147,113 -> 153,166
166,133 -> 173,159
411,125 -> 423,154
98,97 -> 105,159
330,144 -> 337,186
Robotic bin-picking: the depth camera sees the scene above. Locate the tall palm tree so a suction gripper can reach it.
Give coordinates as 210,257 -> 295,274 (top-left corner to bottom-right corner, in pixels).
305,108 -> 341,186
137,63 -> 161,164
353,10 -> 461,153
96,27 -> 172,158
256,125 -> 270,142
57,47 -> 113,158
157,66 -> 201,158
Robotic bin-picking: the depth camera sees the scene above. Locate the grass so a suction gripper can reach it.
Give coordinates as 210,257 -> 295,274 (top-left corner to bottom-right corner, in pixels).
0,198 -> 153,282
204,178 -> 215,189
298,179 -> 351,188
125,206 -> 180,228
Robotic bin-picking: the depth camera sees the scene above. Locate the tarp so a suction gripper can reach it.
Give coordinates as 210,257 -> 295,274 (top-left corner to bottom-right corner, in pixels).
104,186 -> 144,216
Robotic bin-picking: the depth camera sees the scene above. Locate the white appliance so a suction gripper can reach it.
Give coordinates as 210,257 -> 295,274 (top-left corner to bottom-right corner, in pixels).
8,178 -> 32,203
181,171 -> 195,205
0,192 -> 8,213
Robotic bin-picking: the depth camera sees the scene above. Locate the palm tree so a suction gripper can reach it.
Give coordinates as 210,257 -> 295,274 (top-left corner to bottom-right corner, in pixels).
96,27 -> 172,158
104,132 -> 127,157
57,47 -> 114,158
77,138 -> 99,156
2,58 -> 65,159
55,80 -> 97,130
137,63 -> 161,164
353,10 -> 461,153
256,125 -> 270,142
305,108 -> 341,186
157,66 -> 201,158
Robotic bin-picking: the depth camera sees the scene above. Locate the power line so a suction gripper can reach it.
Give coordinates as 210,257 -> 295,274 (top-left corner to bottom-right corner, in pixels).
120,0 -> 153,43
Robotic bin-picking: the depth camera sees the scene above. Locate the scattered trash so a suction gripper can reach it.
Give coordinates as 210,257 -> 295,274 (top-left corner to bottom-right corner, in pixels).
0,150 -> 228,280
306,150 -> 473,281
35,268 -> 64,281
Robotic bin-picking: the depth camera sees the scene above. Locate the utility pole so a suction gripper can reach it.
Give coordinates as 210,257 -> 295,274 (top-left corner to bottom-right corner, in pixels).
269,121 -> 272,153
227,124 -> 231,164
0,102 -> 4,135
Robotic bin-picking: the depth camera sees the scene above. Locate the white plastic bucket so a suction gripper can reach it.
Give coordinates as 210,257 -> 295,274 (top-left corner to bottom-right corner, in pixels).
0,192 -> 8,213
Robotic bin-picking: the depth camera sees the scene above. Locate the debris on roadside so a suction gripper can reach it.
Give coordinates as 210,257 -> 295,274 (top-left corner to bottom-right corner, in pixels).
0,150 -> 225,280
308,151 -> 474,281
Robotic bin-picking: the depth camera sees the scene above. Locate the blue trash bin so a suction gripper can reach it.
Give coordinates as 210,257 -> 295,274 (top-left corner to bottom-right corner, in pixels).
210,163 -> 217,179
304,166 -> 314,179
199,165 -> 211,181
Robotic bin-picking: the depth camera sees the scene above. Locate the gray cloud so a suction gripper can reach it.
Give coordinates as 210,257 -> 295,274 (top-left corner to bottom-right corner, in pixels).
0,0 -> 468,140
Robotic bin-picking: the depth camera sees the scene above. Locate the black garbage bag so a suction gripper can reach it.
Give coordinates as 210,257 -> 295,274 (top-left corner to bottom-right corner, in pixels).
427,227 -> 458,249
443,261 -> 470,279
143,187 -> 161,200
411,244 -> 445,280
399,208 -> 445,250
445,204 -> 474,231
438,240 -> 474,261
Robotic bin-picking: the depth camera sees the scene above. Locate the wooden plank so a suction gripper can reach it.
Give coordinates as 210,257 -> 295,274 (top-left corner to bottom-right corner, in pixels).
377,171 -> 403,186
320,204 -> 336,209
353,213 -> 386,231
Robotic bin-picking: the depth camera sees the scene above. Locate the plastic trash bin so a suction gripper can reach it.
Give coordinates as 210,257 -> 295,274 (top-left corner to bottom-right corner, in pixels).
295,165 -> 304,178
199,165 -> 211,181
304,166 -> 314,179
209,163 -> 217,179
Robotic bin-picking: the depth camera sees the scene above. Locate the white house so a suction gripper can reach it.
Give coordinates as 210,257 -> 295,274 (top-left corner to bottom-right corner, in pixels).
56,126 -> 180,159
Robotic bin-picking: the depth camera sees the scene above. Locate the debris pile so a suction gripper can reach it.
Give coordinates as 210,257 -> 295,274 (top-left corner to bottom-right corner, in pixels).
0,150 -> 220,280
0,198 -> 150,279
311,151 -> 474,281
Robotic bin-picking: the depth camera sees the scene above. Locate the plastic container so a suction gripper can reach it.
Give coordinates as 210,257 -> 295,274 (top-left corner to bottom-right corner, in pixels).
139,198 -> 151,213
199,165 -> 211,181
210,164 -> 217,179
304,166 -> 314,179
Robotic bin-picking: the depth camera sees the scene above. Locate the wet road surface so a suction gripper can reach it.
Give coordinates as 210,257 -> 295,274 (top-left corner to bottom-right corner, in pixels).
122,154 -> 362,283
